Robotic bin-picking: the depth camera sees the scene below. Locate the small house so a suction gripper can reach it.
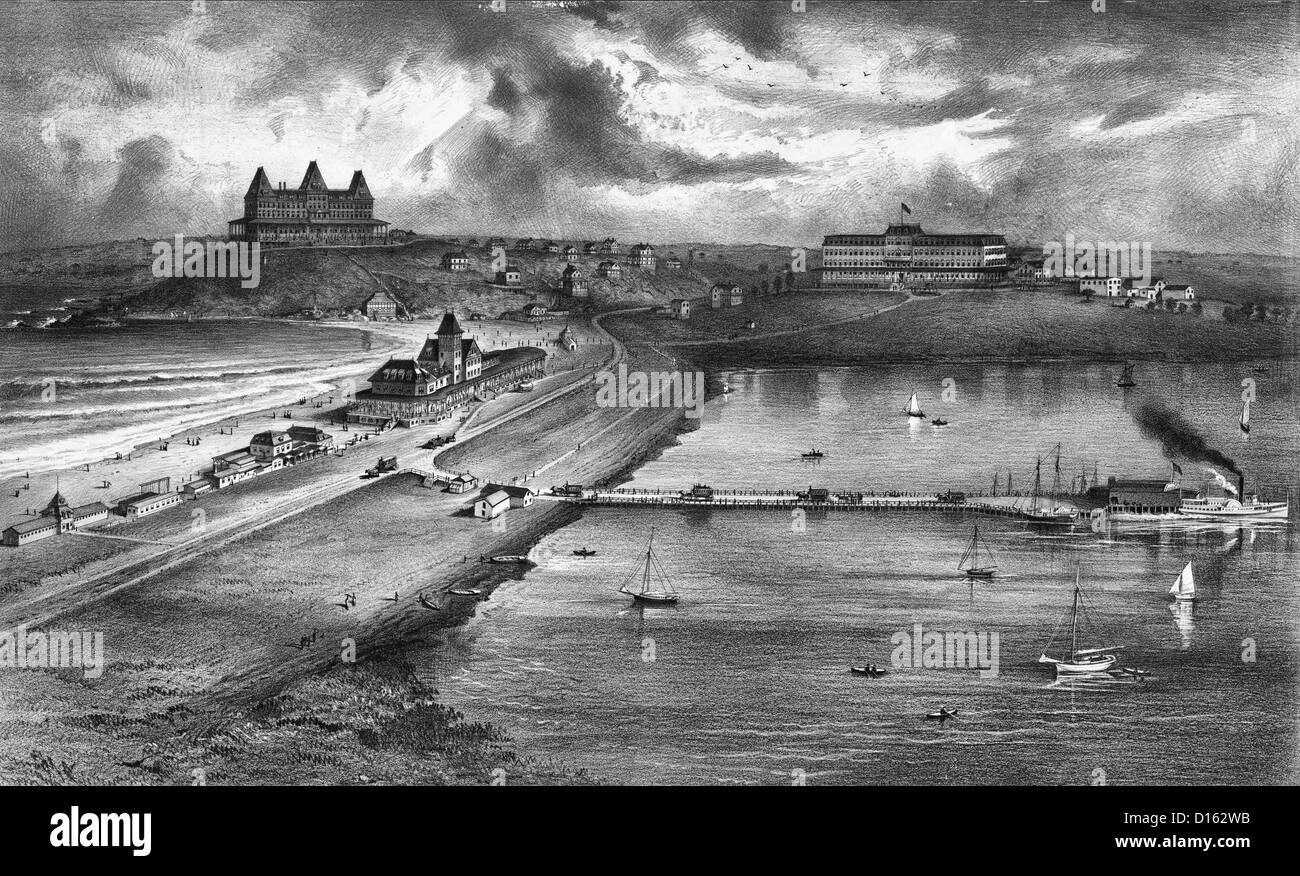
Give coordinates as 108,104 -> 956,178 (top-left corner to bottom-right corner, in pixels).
494,266 -> 522,287
447,474 -> 479,494
596,261 -> 622,281
440,251 -> 471,271
475,490 -> 511,519
670,299 -> 691,320
486,484 -> 536,509
561,264 -> 588,298
628,243 -> 656,268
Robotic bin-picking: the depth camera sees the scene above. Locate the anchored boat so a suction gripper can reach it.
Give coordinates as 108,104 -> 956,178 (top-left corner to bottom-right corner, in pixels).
1116,362 -> 1136,388
957,525 -> 997,579
1039,569 -> 1125,676
619,528 -> 680,605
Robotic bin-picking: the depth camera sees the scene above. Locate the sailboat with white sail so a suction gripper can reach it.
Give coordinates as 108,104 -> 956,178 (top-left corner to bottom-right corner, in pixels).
957,525 -> 997,579
1168,561 -> 1196,602
902,391 -> 925,418
1240,399 -> 1250,436
1039,569 -> 1124,676
619,528 -> 680,605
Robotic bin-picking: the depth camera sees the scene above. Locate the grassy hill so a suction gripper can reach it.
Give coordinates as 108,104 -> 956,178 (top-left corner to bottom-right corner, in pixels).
2,238 -> 810,319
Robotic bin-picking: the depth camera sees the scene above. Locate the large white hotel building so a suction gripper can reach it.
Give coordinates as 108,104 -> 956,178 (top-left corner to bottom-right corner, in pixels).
818,223 -> 1009,289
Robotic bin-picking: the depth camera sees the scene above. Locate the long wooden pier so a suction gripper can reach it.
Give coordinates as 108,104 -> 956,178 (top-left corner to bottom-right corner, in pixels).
545,487 -> 1092,519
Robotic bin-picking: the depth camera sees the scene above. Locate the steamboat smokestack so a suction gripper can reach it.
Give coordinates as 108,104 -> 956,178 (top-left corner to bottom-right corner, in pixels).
1239,474 -> 1245,499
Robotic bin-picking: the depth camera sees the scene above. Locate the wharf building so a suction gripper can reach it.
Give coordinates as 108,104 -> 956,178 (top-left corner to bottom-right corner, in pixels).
819,223 -> 1008,289
347,312 -> 547,427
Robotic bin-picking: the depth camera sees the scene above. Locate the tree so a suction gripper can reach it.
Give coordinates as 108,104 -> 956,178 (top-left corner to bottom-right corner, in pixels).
772,275 -> 783,294
1191,301 -> 1203,316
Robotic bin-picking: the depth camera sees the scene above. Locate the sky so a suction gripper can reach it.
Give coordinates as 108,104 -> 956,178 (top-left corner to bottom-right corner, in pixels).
0,0 -> 1296,253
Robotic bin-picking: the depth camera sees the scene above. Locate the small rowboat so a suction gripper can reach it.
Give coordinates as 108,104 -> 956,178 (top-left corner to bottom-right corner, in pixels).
449,588 -> 483,598
489,555 -> 529,565
850,666 -> 888,678
418,593 -> 440,611
573,548 -> 597,557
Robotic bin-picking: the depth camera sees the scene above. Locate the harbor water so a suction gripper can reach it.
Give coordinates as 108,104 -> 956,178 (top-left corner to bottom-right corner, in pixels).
426,360 -> 1300,785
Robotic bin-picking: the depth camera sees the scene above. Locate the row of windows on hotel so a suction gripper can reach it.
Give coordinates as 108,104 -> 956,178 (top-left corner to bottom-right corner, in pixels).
824,248 -> 1005,256
824,259 -> 996,268
824,237 -> 1005,246
241,226 -> 389,241
247,205 -> 375,219
822,270 -> 993,281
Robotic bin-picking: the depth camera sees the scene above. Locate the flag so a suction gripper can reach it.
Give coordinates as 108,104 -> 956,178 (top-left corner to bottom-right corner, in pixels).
901,202 -> 912,215
1171,462 -> 1182,476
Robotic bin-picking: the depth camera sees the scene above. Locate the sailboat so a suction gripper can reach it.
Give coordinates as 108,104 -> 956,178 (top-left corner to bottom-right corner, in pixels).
1168,561 -> 1196,602
1038,569 -> 1124,676
619,528 -> 680,605
902,392 -> 925,418
1020,445 -> 1079,523
1116,362 -> 1136,388
957,526 -> 997,578
1240,400 -> 1250,436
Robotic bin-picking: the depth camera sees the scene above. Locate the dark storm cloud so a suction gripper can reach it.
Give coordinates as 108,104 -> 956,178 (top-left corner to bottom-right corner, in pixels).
0,0 -> 1295,251
98,136 -> 177,229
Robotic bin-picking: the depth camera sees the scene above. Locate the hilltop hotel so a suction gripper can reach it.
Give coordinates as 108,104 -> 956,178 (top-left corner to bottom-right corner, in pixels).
819,223 -> 1009,288
228,161 -> 389,246
347,312 -> 546,427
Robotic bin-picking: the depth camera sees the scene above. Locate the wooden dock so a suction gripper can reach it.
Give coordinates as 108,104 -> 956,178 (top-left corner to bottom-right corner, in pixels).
547,487 -> 1089,519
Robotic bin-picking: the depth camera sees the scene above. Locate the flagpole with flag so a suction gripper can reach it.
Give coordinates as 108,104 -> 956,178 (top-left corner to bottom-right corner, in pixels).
900,201 -> 912,225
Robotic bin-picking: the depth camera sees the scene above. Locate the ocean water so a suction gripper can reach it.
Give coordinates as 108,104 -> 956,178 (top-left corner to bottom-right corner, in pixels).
427,360 -> 1300,785
0,320 -> 399,478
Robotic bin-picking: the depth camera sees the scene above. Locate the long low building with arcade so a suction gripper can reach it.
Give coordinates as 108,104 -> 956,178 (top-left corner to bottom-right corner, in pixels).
347,312 -> 546,427
818,222 -> 1009,289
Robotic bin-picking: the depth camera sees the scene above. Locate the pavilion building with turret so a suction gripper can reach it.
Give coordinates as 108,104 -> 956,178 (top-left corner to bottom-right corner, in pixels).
2,491 -> 110,547
347,312 -> 546,427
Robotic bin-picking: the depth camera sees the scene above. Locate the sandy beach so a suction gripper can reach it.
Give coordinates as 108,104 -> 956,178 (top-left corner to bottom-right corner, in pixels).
0,305 -> 693,784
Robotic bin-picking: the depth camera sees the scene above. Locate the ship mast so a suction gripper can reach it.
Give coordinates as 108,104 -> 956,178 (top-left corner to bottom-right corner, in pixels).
1070,568 -> 1081,660
642,528 -> 655,595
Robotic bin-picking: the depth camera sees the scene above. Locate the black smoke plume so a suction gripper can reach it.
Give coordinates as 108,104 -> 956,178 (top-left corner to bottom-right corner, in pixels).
1132,400 -> 1240,476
